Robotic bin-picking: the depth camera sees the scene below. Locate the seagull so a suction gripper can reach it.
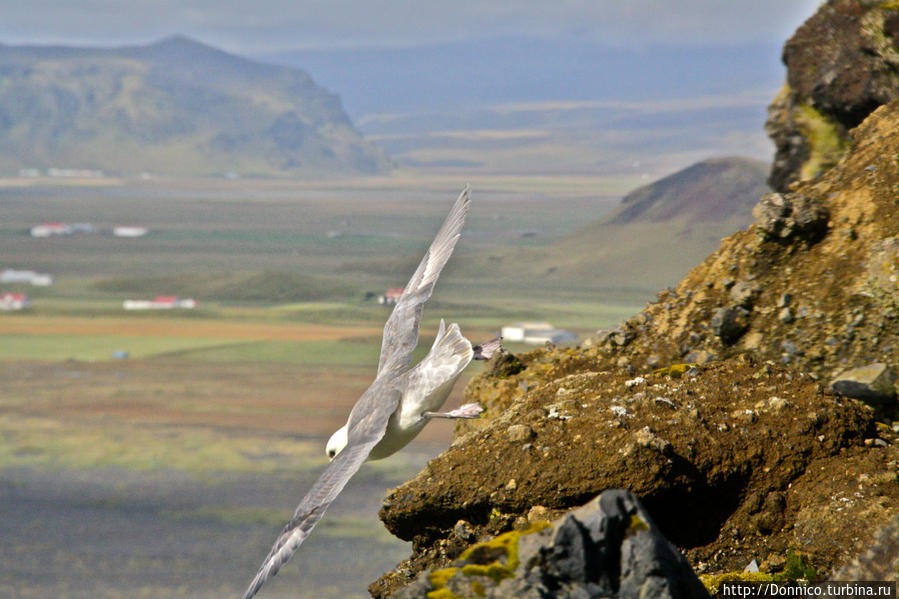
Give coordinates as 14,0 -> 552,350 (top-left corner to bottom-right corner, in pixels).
241,186 -> 501,599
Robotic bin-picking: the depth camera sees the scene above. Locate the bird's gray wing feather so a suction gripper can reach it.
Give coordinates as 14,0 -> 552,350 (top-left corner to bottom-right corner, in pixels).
241,386 -> 400,599
377,187 -> 470,376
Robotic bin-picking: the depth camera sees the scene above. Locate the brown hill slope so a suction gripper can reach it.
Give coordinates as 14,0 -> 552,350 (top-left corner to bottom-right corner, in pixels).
606,156 -> 768,225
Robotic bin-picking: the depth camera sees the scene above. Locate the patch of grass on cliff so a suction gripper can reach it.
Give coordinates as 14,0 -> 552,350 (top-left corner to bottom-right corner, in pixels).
796,102 -> 849,181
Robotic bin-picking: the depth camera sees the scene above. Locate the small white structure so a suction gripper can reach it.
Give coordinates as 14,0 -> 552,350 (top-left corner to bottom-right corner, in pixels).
31,222 -> 73,237
0,269 -> 53,286
46,168 -> 104,178
113,226 -> 148,238
124,296 -> 197,310
501,322 -> 578,345
0,292 -> 28,310
378,287 -> 405,306
501,322 -> 553,342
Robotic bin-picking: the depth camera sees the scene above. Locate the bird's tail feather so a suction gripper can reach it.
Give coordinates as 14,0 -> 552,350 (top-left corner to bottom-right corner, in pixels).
429,321 -> 472,364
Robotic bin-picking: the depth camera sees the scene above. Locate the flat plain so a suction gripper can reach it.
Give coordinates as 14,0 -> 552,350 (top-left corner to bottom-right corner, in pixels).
0,175 -> 643,598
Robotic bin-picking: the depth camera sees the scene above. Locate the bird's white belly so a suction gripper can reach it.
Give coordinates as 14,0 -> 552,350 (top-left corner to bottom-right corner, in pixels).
368,374 -> 461,460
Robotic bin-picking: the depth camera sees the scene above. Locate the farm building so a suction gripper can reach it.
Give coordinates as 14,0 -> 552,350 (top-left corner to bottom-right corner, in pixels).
0,269 -> 53,286
501,322 -> 578,345
0,293 -> 29,310
378,287 -> 405,305
123,296 -> 197,310
113,226 -> 149,238
30,222 -> 72,237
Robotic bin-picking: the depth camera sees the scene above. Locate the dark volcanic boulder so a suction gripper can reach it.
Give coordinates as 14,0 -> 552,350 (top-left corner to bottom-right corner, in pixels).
390,490 -> 710,599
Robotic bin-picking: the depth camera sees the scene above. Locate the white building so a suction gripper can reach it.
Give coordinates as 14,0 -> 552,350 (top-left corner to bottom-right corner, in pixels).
378,287 -> 405,305
30,222 -> 73,237
124,296 -> 197,310
0,269 -> 53,286
113,226 -> 149,238
0,293 -> 29,310
501,322 -> 578,345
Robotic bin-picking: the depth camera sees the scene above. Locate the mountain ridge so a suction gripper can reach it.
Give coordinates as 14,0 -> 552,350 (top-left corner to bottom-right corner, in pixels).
0,35 -> 390,177
455,156 -> 770,297
607,156 -> 769,226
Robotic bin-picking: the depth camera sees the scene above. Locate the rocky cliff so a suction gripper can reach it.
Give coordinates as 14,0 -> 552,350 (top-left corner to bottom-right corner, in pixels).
371,8 -> 899,596
766,0 -> 899,191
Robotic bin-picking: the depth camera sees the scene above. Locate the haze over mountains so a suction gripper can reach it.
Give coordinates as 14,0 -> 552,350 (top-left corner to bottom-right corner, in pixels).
465,156 -> 770,294
0,35 -> 390,177
266,38 -> 783,176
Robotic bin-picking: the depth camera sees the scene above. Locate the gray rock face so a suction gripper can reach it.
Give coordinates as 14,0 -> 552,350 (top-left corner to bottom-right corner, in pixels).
832,514 -> 899,581
391,490 -> 710,599
830,363 -> 898,407
753,192 -> 829,244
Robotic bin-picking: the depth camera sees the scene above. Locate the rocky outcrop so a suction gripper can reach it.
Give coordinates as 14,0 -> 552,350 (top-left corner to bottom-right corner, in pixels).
766,0 -> 899,191
371,354 -> 898,596
390,490 -> 710,599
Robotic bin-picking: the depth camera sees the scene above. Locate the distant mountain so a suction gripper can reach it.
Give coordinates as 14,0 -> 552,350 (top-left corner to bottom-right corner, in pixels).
462,157 -> 770,297
0,35 -> 391,177
605,157 -> 769,226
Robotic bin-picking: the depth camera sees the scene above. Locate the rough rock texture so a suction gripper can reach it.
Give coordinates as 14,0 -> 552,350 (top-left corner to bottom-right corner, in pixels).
766,0 -> 899,191
391,490 -> 710,599
371,355 -> 899,597
832,514 -> 899,580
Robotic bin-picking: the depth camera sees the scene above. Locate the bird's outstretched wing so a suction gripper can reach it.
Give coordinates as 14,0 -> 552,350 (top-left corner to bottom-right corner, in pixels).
241,387 -> 400,599
377,186 -> 471,377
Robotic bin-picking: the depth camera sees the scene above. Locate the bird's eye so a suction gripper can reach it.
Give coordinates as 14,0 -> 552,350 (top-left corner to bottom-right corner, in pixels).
327,449 -> 336,459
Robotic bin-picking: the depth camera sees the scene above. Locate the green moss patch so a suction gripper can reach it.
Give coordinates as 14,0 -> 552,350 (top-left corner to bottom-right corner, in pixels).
795,103 -> 849,181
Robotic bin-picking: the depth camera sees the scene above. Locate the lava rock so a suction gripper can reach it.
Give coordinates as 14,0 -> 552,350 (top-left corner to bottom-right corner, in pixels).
711,306 -> 751,345
390,490 -> 710,599
779,307 -> 795,324
730,281 -> 762,309
753,192 -> 829,244
830,363 -> 898,407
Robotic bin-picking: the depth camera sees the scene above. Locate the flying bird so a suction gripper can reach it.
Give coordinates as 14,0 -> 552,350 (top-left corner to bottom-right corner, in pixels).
241,186 -> 500,599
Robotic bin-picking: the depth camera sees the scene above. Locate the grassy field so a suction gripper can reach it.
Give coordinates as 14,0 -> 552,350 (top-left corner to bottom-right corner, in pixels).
0,176 -> 647,598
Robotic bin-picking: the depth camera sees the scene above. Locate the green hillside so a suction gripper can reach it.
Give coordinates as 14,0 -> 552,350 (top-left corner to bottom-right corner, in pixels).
0,35 -> 391,177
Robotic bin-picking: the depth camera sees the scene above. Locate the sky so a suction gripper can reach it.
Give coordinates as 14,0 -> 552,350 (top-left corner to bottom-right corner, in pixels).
0,0 -> 822,54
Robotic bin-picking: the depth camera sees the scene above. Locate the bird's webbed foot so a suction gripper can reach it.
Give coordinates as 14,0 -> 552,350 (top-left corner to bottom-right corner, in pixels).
422,402 -> 483,419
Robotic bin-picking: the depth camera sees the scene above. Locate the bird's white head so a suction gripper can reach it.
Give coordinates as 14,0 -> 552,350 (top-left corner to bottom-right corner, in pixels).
326,424 -> 348,461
